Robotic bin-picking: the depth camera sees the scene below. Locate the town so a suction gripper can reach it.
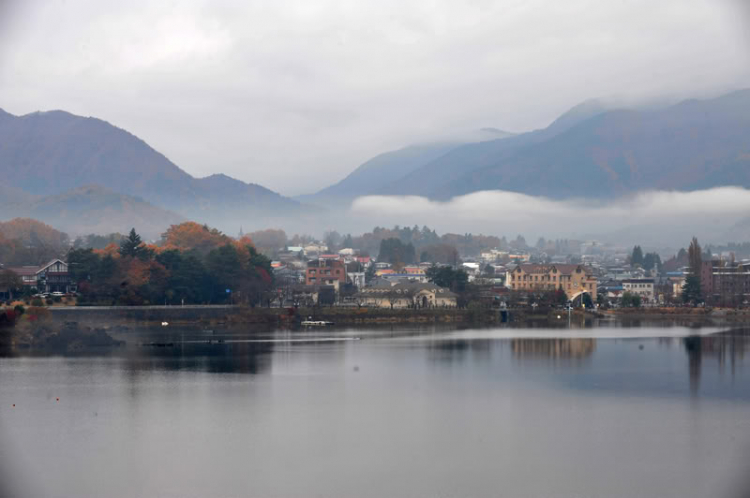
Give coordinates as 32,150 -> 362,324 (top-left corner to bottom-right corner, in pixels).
1,218 -> 748,314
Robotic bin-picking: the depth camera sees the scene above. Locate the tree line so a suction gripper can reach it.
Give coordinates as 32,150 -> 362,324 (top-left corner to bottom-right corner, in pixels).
67,223 -> 273,306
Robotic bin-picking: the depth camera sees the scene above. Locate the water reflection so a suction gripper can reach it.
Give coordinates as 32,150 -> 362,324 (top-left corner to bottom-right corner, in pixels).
121,341 -> 274,375
683,330 -> 750,394
511,338 -> 596,359
2,326 -> 750,498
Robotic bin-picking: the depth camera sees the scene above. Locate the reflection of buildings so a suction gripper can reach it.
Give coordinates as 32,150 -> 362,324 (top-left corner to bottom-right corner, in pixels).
511,338 -> 596,359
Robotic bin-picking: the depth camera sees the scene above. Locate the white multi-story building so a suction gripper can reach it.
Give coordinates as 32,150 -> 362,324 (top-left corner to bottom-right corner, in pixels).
622,278 -> 655,302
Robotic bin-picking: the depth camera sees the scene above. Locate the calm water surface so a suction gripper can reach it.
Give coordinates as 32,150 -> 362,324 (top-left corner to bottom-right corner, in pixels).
1,324 -> 750,498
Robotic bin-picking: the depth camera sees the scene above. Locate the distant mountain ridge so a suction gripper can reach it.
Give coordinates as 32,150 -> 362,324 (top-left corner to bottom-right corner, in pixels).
434,89 -> 750,200
0,109 -> 301,226
299,128 -> 516,203
311,90 -> 750,201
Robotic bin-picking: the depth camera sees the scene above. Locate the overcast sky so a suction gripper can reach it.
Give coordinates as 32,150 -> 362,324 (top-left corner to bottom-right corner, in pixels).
1,0 -> 749,196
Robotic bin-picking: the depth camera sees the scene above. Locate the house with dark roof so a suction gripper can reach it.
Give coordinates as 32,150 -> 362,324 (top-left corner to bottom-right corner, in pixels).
6,259 -> 72,293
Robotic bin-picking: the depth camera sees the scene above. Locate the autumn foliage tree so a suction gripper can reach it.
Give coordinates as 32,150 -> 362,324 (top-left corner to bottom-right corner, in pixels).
69,222 -> 272,306
160,222 -> 234,256
0,218 -> 70,266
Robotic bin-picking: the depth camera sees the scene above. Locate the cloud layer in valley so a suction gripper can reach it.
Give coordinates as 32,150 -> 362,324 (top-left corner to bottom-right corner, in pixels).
345,188 -> 750,248
1,0 -> 749,195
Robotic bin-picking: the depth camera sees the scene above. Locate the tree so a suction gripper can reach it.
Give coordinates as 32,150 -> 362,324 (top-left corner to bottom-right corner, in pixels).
643,252 -> 662,272
378,238 -> 416,265
365,264 -> 376,283
688,237 -> 702,277
0,270 -> 22,301
248,229 -> 287,255
631,246 -> 644,266
511,234 -> 527,250
67,248 -> 100,285
425,265 -> 468,293
206,244 -> 244,303
161,222 -> 231,256
419,244 -> 459,265
341,234 -> 354,249
621,292 -> 642,308
324,230 -> 342,252
682,275 -> 702,305
119,228 -> 145,258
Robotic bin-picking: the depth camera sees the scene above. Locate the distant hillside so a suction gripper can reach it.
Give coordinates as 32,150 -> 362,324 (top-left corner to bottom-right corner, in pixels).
0,185 -> 184,239
303,129 -> 515,203
0,109 -> 301,222
382,90 -> 750,199
308,143 -> 461,201
381,100 -> 609,197
0,217 -> 69,248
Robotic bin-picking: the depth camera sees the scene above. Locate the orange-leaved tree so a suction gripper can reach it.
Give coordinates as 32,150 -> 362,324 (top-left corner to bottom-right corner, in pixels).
160,222 -> 233,256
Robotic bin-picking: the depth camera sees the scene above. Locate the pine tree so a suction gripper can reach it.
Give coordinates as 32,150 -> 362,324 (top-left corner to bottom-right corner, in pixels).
682,274 -> 702,304
631,246 -> 644,266
119,228 -> 143,258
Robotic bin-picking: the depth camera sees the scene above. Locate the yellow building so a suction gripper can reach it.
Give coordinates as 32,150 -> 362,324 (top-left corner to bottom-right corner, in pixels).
508,264 -> 597,300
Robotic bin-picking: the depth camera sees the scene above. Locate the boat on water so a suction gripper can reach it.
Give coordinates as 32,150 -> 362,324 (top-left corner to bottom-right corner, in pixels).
301,320 -> 334,326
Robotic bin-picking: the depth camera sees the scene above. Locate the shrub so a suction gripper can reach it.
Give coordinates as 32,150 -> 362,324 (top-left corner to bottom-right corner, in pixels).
31,298 -> 44,307
53,296 -> 62,303
24,306 -> 51,322
45,298 -> 54,306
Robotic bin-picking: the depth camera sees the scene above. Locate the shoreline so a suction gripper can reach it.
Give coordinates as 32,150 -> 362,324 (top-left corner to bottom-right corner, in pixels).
38,304 -> 750,327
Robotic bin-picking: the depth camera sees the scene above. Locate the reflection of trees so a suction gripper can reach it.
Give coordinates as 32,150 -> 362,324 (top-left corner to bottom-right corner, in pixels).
511,338 -> 596,359
124,341 -> 274,375
683,332 -> 750,394
427,339 -> 492,362
684,336 -> 702,394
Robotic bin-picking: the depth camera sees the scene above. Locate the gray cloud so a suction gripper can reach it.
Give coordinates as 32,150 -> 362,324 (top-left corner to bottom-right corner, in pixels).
0,0 -> 749,195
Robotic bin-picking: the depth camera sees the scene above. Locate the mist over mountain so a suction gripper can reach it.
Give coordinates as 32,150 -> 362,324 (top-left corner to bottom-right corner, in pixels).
299,143 -> 462,203
378,90 -> 750,199
0,185 -> 183,238
0,108 -> 301,230
310,98 -> 609,200
4,89 -> 750,245
300,128 -> 515,204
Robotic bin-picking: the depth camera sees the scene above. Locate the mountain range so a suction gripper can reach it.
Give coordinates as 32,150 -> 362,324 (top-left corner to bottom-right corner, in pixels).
0,108 -> 301,235
3,89 -> 750,238
306,89 -> 750,201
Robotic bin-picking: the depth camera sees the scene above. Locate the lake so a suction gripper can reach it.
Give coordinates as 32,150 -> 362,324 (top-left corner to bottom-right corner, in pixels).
1,324 -> 750,498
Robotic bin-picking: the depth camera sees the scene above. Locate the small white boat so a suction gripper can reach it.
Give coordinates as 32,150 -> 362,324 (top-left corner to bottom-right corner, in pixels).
301,320 -> 334,326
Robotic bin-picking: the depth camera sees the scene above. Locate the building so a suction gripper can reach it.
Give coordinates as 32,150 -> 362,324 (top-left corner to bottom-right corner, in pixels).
508,264 -> 597,300
355,282 -> 457,308
621,279 -> 655,302
347,272 -> 366,290
303,243 -> 328,256
7,259 -> 72,293
666,272 -> 686,299
306,259 -> 347,288
700,260 -> 750,305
